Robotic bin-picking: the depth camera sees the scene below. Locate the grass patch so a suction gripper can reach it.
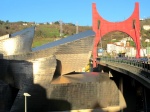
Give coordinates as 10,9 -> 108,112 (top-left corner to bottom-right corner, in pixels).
32,37 -> 55,48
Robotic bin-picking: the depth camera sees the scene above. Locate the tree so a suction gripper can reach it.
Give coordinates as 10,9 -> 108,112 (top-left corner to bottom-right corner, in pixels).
54,21 -> 59,24
6,20 -> 9,23
0,20 -> 5,25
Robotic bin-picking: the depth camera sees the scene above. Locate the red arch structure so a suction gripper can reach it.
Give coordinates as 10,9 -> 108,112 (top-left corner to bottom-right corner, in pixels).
92,2 -> 140,67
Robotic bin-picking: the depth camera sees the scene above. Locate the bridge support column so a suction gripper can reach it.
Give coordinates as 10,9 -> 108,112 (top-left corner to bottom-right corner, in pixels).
119,77 -> 123,94
119,77 -> 124,112
143,87 -> 148,112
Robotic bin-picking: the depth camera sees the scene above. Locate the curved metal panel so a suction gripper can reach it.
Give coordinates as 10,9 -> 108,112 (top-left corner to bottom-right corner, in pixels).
0,27 -> 35,56
0,34 -> 9,41
0,30 -> 126,111
10,55 -> 57,111
6,55 -> 56,89
5,30 -> 95,75
0,81 -> 12,111
29,55 -> 57,87
10,73 -> 125,112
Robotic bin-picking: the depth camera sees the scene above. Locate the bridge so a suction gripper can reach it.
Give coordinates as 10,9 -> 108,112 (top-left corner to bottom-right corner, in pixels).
91,2 -> 150,111
92,2 -> 140,67
95,57 -> 150,111
96,57 -> 150,89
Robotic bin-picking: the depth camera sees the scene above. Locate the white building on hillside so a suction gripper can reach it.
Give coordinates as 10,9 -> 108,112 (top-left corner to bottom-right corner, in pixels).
107,42 -> 148,57
143,25 -> 150,30
125,46 -> 136,57
107,44 -> 116,53
107,43 -> 125,54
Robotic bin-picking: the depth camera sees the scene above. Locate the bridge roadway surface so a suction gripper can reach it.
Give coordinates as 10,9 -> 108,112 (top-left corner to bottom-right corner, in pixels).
96,57 -> 150,89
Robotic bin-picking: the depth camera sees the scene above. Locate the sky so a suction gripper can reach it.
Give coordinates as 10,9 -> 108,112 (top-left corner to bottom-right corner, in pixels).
1,0 -> 150,26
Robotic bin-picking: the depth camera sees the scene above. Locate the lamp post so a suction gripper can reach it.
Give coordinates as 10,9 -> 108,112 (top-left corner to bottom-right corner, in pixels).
24,93 -> 31,112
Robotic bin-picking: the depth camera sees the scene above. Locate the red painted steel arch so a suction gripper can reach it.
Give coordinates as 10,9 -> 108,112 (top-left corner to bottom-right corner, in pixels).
92,2 -> 140,67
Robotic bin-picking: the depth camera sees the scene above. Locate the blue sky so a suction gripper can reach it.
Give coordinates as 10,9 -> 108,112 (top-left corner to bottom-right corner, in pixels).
1,0 -> 150,26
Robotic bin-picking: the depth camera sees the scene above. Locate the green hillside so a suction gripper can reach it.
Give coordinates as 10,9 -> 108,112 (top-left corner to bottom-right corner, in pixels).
0,20 -> 92,48
0,19 -> 150,48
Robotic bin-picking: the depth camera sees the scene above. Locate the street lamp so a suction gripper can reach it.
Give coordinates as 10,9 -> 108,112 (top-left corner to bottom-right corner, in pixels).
23,93 -> 31,112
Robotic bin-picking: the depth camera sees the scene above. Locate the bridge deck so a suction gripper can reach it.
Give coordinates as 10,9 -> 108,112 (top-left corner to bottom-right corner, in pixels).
97,57 -> 150,89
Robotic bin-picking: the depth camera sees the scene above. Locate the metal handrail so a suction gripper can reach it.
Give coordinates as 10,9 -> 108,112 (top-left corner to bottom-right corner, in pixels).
99,56 -> 150,71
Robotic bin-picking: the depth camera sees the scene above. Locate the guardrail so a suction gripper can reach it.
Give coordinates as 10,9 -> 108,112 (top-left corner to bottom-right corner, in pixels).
98,57 -> 150,71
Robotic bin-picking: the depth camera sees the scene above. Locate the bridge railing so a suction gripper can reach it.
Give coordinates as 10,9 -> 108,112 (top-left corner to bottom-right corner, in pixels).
98,57 -> 150,71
